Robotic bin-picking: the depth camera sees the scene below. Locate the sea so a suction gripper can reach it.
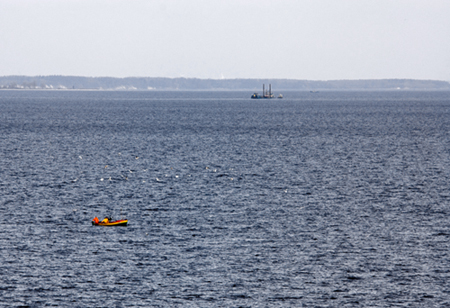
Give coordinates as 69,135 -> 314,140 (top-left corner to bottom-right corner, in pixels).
1,90 -> 450,307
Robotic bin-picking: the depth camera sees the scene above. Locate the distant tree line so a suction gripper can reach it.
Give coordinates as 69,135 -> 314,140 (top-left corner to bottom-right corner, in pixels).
0,75 -> 449,90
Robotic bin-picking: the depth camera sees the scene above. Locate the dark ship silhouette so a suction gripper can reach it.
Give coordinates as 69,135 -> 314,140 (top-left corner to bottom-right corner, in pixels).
251,84 -> 274,99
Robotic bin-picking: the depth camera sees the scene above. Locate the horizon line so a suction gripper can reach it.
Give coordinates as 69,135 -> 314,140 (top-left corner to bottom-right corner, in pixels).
1,75 -> 449,83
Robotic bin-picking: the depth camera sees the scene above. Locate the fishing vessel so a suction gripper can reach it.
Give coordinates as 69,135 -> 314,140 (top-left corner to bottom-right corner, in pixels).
251,84 -> 275,99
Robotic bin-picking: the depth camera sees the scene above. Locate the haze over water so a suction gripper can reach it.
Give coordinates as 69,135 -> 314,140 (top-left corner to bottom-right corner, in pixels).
1,90 -> 450,307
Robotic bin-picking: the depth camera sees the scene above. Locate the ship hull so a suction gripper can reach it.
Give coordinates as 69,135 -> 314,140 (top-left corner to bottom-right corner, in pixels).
92,219 -> 128,226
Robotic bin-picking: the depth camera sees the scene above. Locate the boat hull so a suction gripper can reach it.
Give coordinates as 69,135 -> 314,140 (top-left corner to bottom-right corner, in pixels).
92,219 -> 128,226
251,95 -> 274,99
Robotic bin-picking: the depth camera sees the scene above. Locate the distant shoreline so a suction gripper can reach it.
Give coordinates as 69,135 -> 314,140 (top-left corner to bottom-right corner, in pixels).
1,88 -> 450,92
1,76 -> 449,91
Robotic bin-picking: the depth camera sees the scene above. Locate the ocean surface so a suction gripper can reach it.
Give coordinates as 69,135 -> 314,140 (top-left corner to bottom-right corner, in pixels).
1,90 -> 450,307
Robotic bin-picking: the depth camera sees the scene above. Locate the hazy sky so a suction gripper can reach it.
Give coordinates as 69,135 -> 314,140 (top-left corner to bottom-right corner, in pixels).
1,0 -> 449,80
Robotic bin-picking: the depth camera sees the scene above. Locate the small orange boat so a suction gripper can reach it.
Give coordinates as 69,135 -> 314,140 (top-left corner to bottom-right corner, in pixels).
92,217 -> 128,226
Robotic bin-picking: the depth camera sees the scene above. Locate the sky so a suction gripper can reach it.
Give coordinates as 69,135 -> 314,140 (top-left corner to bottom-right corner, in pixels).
1,0 -> 449,81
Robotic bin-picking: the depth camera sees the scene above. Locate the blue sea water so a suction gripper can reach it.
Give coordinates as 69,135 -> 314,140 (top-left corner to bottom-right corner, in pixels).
1,90 -> 450,307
